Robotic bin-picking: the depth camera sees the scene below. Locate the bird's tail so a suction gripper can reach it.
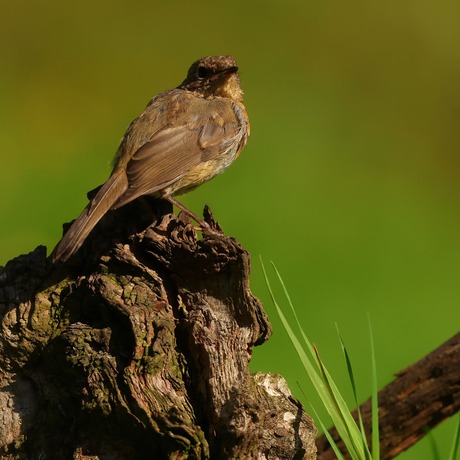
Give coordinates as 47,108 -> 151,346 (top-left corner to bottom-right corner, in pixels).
51,171 -> 128,264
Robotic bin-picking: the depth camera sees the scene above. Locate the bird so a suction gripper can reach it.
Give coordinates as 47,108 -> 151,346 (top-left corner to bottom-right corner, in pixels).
51,55 -> 249,263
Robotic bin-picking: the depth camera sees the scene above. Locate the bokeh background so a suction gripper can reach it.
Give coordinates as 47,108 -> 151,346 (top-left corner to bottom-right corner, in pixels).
1,1 -> 459,457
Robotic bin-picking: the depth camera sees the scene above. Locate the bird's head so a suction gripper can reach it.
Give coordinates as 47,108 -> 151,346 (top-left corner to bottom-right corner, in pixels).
179,55 -> 243,102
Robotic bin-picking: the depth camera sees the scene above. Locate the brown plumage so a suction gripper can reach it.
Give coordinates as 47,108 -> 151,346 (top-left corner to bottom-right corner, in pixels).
52,56 -> 249,263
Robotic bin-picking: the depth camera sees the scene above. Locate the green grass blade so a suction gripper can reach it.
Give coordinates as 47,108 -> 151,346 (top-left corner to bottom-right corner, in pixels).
260,258 -> 355,455
309,402 -> 347,460
448,414 -> 460,460
259,258 -> 325,392
268,260 -> 368,458
269,261 -> 316,354
368,314 -> 380,460
336,325 -> 372,460
261,258 -> 366,460
313,343 -> 365,460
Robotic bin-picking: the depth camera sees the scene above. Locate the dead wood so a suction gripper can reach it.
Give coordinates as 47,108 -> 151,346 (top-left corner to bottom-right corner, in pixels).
0,199 -> 317,459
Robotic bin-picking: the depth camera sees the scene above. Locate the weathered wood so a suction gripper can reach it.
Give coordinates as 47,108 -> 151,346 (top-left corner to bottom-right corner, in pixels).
316,332 -> 460,459
0,200 -> 317,459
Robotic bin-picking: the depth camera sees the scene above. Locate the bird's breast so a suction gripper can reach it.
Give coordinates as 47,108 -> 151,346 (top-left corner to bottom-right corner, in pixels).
164,102 -> 249,197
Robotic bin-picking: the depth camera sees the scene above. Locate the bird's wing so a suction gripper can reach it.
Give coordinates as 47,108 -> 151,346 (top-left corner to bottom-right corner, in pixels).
112,96 -> 244,208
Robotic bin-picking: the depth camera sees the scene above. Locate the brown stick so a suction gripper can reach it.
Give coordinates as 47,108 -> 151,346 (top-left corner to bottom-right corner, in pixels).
316,332 -> 460,459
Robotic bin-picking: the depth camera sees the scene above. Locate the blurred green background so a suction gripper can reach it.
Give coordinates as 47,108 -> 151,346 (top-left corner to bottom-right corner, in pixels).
1,1 -> 459,457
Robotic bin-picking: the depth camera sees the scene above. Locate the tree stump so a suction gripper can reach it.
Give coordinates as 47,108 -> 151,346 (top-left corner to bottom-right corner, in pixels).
0,200 -> 317,459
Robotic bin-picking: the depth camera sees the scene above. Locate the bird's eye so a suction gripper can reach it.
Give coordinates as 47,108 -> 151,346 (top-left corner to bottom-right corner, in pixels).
197,66 -> 210,79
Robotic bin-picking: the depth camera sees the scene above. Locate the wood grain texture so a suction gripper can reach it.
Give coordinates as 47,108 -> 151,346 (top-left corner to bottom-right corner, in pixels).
0,200 -> 317,459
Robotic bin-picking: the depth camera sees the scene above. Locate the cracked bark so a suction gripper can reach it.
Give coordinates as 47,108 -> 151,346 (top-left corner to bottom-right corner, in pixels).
0,199 -> 317,460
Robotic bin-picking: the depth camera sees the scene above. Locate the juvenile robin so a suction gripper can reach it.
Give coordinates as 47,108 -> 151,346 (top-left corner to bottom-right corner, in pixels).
52,55 -> 249,263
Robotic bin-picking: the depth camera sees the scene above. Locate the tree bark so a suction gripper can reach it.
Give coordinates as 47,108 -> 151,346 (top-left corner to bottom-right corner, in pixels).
0,200 -> 317,459
316,332 -> 460,460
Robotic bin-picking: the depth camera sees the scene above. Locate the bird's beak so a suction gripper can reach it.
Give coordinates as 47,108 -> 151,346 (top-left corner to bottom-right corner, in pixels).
221,66 -> 239,76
